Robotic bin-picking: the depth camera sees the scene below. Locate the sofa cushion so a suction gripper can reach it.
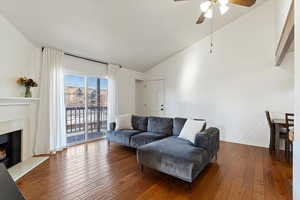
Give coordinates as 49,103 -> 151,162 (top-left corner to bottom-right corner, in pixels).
115,114 -> 133,130
179,120 -> 206,144
130,132 -> 167,148
132,115 -> 148,131
172,118 -> 187,136
137,136 -> 210,182
106,130 -> 142,146
147,117 -> 173,135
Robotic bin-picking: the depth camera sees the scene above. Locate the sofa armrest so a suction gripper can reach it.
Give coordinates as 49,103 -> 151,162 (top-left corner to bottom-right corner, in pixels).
109,122 -> 116,131
194,127 -> 220,157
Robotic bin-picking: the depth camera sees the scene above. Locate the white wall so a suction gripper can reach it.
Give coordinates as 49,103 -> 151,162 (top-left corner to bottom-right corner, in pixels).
0,12 -> 40,160
293,0 -> 299,198
145,0 -> 294,148
117,68 -> 145,115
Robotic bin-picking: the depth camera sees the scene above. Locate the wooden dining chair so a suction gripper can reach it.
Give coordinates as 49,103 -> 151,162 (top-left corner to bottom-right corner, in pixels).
285,113 -> 294,131
265,111 -> 289,153
265,111 -> 275,151
285,113 -> 294,162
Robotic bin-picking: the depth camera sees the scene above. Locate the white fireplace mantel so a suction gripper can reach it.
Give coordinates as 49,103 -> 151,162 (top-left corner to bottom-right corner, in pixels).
0,119 -> 25,136
0,97 -> 39,106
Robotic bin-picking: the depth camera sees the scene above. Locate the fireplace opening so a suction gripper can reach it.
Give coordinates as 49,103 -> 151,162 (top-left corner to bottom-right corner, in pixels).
0,143 -> 8,166
0,130 -> 21,168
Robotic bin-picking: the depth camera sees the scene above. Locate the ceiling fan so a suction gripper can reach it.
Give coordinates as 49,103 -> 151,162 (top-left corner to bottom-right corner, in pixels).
174,0 -> 256,24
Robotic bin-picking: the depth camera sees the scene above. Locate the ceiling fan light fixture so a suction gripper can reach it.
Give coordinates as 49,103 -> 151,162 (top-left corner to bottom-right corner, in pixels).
204,8 -> 213,18
200,1 -> 211,12
218,0 -> 229,6
219,5 -> 229,15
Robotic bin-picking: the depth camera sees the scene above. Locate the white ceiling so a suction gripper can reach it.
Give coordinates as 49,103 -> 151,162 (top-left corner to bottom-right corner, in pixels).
0,0 -> 266,72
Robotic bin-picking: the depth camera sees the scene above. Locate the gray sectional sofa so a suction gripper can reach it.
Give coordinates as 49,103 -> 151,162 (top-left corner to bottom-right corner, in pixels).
106,116 -> 220,183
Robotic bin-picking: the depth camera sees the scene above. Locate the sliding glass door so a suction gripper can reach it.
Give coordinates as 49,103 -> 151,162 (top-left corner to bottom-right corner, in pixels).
64,74 -> 108,146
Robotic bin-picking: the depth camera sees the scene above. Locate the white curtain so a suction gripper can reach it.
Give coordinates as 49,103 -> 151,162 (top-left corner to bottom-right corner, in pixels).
34,47 -> 66,155
107,64 -> 120,125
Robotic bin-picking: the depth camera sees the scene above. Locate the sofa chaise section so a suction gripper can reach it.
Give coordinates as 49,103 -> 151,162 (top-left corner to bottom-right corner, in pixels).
137,127 -> 220,183
130,132 -> 167,148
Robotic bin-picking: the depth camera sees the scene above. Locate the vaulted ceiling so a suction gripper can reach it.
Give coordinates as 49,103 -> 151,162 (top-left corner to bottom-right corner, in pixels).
0,0 -> 266,72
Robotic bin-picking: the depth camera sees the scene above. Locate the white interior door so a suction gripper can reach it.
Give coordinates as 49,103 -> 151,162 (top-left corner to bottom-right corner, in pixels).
147,80 -> 165,116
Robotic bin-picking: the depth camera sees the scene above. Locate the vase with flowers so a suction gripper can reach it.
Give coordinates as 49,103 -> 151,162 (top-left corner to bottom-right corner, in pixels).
16,77 -> 38,98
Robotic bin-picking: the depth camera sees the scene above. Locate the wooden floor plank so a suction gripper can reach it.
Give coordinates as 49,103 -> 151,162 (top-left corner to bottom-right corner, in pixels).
17,140 -> 292,200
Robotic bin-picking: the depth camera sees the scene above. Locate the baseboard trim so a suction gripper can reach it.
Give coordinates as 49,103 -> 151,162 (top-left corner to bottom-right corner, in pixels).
220,140 -> 269,149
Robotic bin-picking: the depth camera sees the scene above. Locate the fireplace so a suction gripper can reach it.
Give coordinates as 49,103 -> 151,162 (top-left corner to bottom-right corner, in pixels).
0,130 -> 21,168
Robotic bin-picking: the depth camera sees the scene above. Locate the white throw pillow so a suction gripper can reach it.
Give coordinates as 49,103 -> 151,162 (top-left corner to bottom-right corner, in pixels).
115,114 -> 133,130
178,119 -> 206,144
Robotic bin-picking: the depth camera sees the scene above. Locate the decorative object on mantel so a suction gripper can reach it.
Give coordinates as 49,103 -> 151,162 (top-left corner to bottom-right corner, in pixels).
17,77 -> 38,98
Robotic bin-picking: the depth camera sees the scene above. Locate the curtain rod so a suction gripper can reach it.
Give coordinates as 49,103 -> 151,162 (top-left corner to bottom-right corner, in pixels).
41,47 -> 122,68
64,52 -> 108,65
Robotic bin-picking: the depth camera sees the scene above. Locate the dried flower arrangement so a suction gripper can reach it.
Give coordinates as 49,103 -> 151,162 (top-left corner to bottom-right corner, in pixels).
16,77 -> 38,98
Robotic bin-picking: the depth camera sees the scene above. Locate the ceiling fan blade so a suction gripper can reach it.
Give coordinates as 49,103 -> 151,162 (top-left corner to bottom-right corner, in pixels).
229,0 -> 256,7
196,13 -> 205,24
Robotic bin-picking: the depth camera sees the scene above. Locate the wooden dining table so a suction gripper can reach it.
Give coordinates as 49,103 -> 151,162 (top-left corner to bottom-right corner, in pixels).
272,119 -> 286,160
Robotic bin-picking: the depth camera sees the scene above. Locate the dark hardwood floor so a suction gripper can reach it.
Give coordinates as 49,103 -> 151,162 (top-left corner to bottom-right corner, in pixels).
17,140 -> 292,200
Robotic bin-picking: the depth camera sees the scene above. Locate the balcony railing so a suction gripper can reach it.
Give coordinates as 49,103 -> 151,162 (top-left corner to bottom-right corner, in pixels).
65,106 -> 107,135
